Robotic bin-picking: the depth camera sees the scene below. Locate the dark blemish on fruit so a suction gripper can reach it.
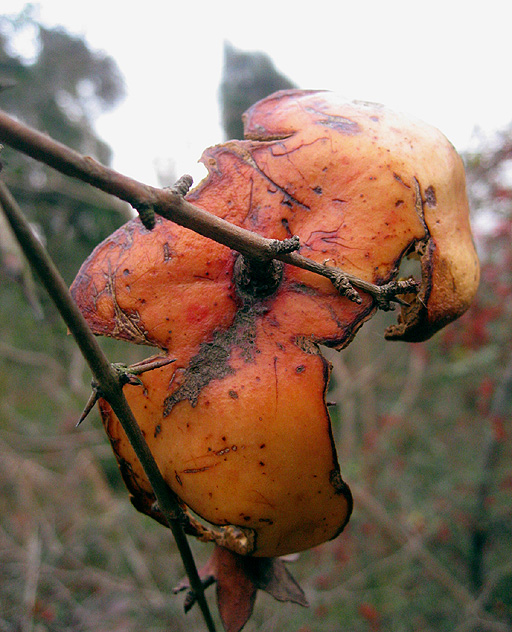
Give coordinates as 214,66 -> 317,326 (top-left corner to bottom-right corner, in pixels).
312,111 -> 361,135
296,364 -> 306,373
229,390 -> 239,399
281,217 -> 292,237
425,185 -> 437,207
183,464 -> 217,474
393,173 -> 411,188
163,303 -> 263,416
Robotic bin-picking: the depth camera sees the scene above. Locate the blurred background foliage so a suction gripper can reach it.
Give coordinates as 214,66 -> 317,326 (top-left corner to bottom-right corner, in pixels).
0,11 -> 511,632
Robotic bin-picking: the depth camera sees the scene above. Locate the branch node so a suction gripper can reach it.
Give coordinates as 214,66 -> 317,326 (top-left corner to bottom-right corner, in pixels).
114,356 -> 176,387
269,235 -> 301,256
77,357 -> 176,427
175,575 -> 217,613
326,268 -> 362,304
170,174 -> 194,197
374,277 -> 420,311
136,202 -> 156,230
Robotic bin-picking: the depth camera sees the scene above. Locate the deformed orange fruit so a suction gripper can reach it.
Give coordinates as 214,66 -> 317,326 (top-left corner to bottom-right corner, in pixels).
71,90 -> 479,560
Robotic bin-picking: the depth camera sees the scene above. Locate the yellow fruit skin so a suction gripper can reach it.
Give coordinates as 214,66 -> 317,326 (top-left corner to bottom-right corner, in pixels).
240,89 -> 480,341
101,321 -> 351,557
71,90 -> 479,557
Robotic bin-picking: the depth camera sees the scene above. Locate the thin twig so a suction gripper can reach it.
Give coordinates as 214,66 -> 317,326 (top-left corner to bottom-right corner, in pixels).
390,345 -> 427,418
0,340 -> 65,378
0,181 -> 217,632
471,354 -> 512,592
0,109 -> 417,309
0,109 -> 297,258
352,483 -> 509,630
353,483 -> 474,605
22,528 -> 41,632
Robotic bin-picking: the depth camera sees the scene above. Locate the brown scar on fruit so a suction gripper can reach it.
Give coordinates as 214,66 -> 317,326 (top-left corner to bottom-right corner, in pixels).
162,301 -> 263,416
104,272 -> 151,345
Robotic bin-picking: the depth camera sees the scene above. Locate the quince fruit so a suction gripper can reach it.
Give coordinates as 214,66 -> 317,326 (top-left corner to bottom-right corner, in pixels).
71,89 -> 479,631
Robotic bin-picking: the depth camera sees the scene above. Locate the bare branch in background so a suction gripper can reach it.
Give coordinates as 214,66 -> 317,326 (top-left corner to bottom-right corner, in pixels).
352,484 -> 509,632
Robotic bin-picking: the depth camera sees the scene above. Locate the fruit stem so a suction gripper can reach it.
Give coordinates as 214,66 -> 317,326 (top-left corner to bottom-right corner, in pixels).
234,253 -> 285,300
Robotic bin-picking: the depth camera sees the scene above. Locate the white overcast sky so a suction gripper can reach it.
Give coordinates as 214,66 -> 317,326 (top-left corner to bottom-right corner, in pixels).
3,0 -> 511,187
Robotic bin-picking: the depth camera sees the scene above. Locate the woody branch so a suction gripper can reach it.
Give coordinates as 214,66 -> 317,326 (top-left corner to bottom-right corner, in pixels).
0,181 -> 218,632
0,109 -> 416,309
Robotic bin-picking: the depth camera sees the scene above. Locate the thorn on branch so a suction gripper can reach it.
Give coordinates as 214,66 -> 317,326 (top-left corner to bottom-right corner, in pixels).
76,385 -> 100,427
174,575 -> 217,613
77,357 -> 175,427
115,355 -> 176,381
